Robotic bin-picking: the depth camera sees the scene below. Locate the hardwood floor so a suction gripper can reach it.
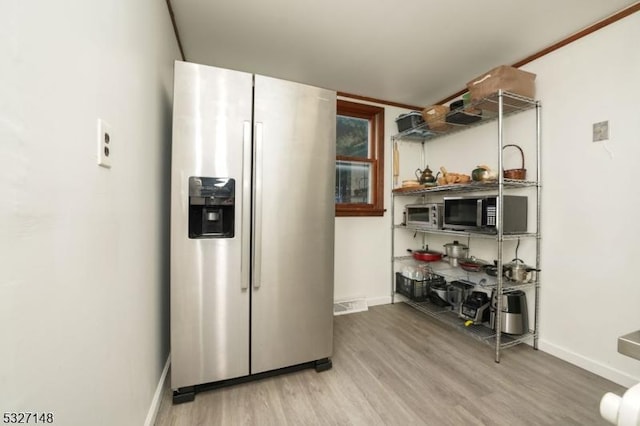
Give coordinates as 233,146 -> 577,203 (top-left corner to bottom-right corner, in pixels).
155,303 -> 624,425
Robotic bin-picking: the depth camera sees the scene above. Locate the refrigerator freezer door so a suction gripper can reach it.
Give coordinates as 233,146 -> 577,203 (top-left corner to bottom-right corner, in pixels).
170,61 -> 252,389
251,75 -> 336,374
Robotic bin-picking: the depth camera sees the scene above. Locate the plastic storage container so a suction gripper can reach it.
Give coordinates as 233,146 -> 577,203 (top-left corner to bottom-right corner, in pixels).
395,111 -> 425,133
395,272 -> 429,302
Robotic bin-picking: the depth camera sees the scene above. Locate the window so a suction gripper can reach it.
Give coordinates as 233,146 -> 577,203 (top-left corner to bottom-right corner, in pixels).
335,100 -> 385,217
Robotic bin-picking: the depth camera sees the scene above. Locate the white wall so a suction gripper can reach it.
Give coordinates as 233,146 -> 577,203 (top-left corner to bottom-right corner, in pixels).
334,100 -> 412,306
522,12 -> 640,387
0,1 -> 180,425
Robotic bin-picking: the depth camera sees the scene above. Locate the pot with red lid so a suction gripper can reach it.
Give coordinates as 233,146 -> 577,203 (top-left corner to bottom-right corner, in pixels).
443,240 -> 469,267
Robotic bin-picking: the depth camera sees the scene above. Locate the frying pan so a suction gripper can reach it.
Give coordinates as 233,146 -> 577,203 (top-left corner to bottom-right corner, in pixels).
408,249 -> 443,262
458,257 -> 488,272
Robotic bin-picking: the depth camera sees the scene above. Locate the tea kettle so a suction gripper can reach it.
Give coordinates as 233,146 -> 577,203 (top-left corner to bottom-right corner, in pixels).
415,165 -> 439,184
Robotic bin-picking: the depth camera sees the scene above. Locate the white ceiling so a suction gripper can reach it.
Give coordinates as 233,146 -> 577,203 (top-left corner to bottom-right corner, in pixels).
170,0 -> 638,107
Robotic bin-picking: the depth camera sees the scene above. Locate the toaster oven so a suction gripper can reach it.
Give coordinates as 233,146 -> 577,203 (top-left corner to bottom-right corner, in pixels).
404,203 -> 443,230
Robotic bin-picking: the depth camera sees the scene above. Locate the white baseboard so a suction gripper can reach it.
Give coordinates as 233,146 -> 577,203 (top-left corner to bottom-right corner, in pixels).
144,353 -> 171,426
366,295 -> 392,307
334,295 -> 401,308
538,340 -> 638,388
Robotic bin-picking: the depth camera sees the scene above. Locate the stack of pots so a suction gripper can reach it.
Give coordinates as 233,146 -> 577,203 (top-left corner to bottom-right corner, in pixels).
443,240 -> 469,267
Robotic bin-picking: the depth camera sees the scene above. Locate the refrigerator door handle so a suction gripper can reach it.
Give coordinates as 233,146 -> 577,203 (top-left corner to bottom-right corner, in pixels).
241,121 -> 252,290
253,121 -> 264,289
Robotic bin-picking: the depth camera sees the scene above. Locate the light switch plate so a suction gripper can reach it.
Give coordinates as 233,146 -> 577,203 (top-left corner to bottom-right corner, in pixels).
593,120 -> 609,142
97,119 -> 112,168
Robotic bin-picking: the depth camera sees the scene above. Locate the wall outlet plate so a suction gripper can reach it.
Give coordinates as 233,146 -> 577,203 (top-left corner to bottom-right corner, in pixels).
593,120 -> 609,142
97,118 -> 112,168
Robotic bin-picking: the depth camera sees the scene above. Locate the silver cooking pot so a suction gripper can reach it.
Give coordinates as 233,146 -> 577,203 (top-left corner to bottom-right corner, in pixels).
503,258 -> 539,283
443,240 -> 469,267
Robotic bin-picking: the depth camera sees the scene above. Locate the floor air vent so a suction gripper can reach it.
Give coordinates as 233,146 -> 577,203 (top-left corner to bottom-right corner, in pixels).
333,298 -> 368,316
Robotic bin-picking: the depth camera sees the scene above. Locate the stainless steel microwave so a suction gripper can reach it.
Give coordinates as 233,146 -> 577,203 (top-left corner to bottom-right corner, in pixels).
443,195 -> 527,233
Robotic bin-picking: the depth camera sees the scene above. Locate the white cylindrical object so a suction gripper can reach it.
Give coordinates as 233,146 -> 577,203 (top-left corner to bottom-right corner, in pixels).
600,383 -> 640,426
618,383 -> 640,426
601,392 -> 621,424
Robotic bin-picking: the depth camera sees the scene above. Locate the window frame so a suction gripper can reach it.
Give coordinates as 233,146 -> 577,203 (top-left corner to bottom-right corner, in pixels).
335,99 -> 385,217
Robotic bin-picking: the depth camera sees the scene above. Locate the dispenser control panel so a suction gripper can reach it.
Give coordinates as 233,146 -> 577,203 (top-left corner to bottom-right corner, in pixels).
188,177 -> 235,239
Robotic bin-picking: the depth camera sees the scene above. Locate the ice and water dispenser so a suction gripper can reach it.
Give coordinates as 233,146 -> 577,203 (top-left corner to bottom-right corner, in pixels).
188,177 -> 235,239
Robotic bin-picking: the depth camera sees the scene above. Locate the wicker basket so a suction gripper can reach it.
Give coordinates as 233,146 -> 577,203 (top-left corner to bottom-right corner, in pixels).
421,105 -> 450,132
502,144 -> 526,180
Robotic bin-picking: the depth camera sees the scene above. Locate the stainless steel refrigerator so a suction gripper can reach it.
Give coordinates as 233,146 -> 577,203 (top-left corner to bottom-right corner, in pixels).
170,61 -> 336,403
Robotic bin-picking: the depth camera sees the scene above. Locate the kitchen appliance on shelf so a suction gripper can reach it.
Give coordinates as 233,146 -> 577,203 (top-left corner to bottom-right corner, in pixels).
460,291 -> 491,323
170,61 -> 336,403
429,281 -> 452,307
443,195 -> 527,233
447,280 -> 475,313
405,203 -> 443,230
490,290 -> 529,335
